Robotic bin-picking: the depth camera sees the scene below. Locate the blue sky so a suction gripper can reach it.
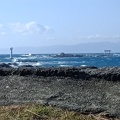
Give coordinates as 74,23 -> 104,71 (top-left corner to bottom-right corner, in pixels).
0,0 -> 120,49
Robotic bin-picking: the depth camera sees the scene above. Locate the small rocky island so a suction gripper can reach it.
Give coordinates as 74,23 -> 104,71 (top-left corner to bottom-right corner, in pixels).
52,52 -> 84,57
0,65 -> 120,118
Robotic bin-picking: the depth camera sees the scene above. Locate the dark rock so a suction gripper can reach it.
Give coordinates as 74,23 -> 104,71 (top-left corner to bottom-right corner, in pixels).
0,69 -> 119,118
80,66 -> 98,69
0,67 -> 119,82
8,63 -> 18,66
19,65 -> 33,67
0,63 -> 11,68
18,68 -> 33,76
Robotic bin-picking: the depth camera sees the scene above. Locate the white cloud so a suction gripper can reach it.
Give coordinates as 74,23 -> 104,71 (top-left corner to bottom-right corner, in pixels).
78,34 -> 120,39
111,35 -> 120,38
0,24 -> 4,29
46,36 -> 55,40
79,34 -> 107,39
0,24 -> 3,28
9,21 -> 53,35
76,34 -> 120,43
44,26 -> 54,32
0,24 -> 2,27
0,32 -> 7,35
0,24 -> 7,36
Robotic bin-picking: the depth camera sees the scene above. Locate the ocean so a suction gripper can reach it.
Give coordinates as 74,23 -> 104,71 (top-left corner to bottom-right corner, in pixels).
0,53 -> 120,68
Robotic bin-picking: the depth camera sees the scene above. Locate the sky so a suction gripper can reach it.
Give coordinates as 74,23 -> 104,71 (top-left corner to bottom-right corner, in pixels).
0,0 -> 120,51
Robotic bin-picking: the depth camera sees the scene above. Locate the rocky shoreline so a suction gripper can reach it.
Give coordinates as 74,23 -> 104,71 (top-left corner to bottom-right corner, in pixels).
0,66 -> 120,81
0,66 -> 120,118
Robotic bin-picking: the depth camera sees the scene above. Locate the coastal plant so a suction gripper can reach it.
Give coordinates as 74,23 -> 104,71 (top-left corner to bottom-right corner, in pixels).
0,104 -> 117,120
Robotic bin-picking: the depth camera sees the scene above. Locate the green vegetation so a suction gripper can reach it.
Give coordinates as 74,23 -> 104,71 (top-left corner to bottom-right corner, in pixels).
0,104 -> 114,120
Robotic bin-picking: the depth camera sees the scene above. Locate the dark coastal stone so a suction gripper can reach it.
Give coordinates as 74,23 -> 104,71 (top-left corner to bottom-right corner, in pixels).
0,69 -> 6,76
19,65 -> 34,67
19,68 -> 33,76
0,67 -> 119,81
80,66 -> 98,69
8,63 -> 18,66
0,67 -> 119,118
0,63 -> 11,68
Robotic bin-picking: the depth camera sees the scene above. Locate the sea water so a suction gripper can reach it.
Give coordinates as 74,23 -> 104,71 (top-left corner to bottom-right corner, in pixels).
0,53 -> 120,68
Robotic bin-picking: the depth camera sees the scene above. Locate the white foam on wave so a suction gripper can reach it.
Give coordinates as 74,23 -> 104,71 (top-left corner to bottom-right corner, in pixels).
14,61 -> 42,67
58,61 -> 81,65
9,64 -> 18,68
60,65 -> 71,67
12,56 -> 38,63
42,55 -> 50,58
34,62 -> 42,66
113,53 -> 120,57
21,53 -> 35,57
12,57 -> 28,62
39,55 -> 53,60
17,62 -> 26,66
27,56 -> 38,59
80,65 -> 87,67
58,61 -> 66,64
21,54 -> 31,57
20,54 -> 39,60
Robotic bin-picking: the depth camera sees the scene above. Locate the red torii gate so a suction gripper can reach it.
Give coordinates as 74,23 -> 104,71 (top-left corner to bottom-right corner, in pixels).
104,50 -> 111,54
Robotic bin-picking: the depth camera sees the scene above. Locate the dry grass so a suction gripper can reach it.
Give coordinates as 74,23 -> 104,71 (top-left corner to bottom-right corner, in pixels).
0,104 -> 119,120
